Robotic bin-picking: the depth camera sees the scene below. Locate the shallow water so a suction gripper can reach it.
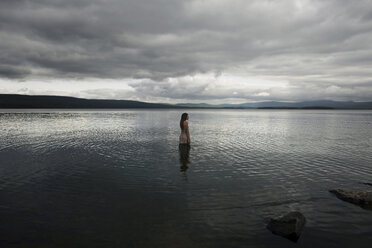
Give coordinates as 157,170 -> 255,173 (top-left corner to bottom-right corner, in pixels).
0,109 -> 371,247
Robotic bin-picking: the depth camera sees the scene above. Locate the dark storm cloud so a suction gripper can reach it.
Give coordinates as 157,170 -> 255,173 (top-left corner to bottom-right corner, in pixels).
0,0 -> 372,101
0,65 -> 30,78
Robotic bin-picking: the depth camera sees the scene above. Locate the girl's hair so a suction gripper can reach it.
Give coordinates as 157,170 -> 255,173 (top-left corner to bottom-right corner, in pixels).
180,113 -> 188,130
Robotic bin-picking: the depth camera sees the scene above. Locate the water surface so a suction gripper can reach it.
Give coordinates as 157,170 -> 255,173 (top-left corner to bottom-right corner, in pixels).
0,109 -> 371,247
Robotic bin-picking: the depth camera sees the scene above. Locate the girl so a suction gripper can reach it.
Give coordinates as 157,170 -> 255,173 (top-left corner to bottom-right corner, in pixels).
179,113 -> 190,145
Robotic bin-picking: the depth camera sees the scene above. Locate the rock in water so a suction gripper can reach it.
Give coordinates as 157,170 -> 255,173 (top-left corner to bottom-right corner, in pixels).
329,189 -> 372,210
267,211 -> 306,242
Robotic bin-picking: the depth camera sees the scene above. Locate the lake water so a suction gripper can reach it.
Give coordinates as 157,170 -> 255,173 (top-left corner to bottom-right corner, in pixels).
0,109 -> 371,247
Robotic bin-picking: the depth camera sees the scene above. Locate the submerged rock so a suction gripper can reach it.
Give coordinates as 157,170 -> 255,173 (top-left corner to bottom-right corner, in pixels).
361,182 -> 372,187
329,189 -> 372,210
267,211 -> 306,242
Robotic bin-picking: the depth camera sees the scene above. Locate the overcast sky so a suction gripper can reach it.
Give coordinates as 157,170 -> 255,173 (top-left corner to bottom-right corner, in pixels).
0,0 -> 372,103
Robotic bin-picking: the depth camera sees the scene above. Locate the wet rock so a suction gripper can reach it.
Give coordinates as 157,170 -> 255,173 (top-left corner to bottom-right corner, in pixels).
329,189 -> 372,210
361,182 -> 372,187
267,211 -> 306,242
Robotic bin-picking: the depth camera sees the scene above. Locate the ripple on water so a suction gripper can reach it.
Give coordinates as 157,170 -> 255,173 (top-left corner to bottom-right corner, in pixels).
0,110 -> 371,247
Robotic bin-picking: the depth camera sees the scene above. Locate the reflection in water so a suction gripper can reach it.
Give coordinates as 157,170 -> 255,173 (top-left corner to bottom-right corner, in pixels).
179,144 -> 190,172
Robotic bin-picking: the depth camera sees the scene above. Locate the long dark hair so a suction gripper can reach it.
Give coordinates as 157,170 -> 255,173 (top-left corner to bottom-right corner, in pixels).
180,113 -> 188,130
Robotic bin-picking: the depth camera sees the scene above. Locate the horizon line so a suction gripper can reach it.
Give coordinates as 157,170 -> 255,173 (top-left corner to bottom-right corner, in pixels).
1,93 -> 370,105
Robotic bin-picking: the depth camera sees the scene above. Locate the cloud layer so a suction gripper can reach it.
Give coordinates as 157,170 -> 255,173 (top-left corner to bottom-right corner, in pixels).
1,0 -> 372,102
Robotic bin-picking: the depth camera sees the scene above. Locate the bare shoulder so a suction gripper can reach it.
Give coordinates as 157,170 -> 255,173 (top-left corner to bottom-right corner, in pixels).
183,120 -> 189,127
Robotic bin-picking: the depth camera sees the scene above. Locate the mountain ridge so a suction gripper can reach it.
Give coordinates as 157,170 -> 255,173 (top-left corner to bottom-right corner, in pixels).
1,94 -> 371,109
0,94 -> 177,109
177,100 -> 372,109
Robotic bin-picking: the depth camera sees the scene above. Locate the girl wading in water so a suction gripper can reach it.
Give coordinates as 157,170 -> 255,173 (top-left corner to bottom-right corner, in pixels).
179,113 -> 190,145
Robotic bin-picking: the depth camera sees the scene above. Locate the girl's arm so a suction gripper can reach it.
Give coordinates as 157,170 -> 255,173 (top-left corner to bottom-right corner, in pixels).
185,121 -> 191,144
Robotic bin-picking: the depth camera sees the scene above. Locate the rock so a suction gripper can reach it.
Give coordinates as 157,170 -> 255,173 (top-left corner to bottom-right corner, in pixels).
329,189 -> 372,210
267,211 -> 306,242
361,182 -> 372,187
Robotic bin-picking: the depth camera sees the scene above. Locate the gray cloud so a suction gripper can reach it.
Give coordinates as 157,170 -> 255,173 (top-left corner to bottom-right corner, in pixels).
0,65 -> 30,78
0,0 -> 372,102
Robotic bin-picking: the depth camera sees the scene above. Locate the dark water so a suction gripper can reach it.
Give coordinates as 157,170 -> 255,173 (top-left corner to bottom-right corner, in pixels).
0,109 -> 371,248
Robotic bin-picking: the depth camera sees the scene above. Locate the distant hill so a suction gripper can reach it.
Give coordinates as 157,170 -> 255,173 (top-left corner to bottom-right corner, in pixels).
0,94 -> 178,109
175,103 -> 219,108
0,94 -> 371,109
179,100 -> 372,109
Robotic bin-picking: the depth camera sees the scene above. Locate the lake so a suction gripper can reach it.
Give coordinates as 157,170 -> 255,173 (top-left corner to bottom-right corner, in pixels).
0,109 -> 371,247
